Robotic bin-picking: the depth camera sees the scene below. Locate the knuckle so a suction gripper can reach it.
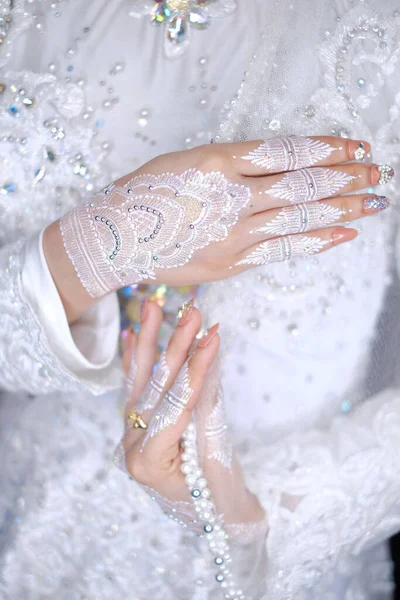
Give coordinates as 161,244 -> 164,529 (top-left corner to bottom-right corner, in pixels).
349,165 -> 363,190
196,144 -> 227,172
339,198 -> 350,217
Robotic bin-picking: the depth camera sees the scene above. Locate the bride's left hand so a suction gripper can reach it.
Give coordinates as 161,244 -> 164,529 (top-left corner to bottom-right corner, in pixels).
118,299 -> 264,528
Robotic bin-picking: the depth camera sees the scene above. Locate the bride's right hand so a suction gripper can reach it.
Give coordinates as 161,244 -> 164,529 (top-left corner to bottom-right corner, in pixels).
44,135 -> 392,321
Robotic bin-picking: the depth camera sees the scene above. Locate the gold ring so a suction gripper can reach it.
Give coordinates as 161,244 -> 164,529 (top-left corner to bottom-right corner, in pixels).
127,411 -> 148,430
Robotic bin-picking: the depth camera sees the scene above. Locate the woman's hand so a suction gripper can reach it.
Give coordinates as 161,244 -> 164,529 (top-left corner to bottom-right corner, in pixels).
117,300 -> 264,529
43,136 -> 393,321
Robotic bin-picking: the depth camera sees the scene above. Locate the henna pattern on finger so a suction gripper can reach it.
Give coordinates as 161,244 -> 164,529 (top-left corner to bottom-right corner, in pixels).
136,350 -> 170,413
254,202 -> 344,237
143,360 -> 193,443
60,170 -> 251,298
241,135 -> 336,172
124,354 -> 137,401
205,385 -> 233,470
236,235 -> 329,266
265,167 -> 355,204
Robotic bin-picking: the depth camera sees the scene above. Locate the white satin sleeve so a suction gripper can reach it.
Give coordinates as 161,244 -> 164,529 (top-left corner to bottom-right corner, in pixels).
0,233 -> 122,395
239,387 -> 400,598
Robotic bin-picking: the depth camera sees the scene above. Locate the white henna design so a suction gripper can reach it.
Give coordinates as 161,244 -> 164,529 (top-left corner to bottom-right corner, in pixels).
266,167 -> 354,203
236,235 -> 329,266
60,170 -> 251,297
241,136 -> 335,171
137,351 -> 170,413
254,203 -> 344,236
143,360 -> 193,443
205,386 -> 233,469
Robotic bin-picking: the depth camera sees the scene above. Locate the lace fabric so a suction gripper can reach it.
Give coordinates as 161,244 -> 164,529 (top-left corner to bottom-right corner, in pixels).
0,241 -> 85,394
0,0 -> 400,598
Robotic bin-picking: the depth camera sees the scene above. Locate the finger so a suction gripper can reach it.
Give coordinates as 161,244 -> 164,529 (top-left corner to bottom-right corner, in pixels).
247,194 -> 390,241
143,325 -> 220,457
122,326 -> 136,375
226,136 -> 372,176
233,226 -> 358,270
125,300 -> 163,410
246,163 -> 394,212
128,303 -> 202,430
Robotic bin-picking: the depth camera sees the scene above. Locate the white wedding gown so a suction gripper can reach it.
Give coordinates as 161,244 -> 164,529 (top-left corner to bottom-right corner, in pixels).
1,0 -> 400,598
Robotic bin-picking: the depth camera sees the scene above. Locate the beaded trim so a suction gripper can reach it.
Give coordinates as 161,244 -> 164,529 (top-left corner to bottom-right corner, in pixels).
182,422 -> 245,600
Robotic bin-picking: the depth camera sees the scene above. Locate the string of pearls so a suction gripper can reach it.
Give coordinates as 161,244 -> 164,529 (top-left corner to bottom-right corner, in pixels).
181,422 -> 245,600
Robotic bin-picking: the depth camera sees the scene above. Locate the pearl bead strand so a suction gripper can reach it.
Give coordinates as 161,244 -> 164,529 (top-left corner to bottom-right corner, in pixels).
181,422 -> 245,600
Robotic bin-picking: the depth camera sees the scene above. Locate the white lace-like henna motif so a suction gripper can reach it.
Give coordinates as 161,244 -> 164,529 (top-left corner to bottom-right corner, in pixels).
124,354 -> 137,401
144,360 -> 193,442
205,385 -> 233,469
136,350 -> 170,413
254,203 -> 344,237
60,170 -> 251,297
241,136 -> 336,172
237,235 -> 329,266
266,167 -> 355,203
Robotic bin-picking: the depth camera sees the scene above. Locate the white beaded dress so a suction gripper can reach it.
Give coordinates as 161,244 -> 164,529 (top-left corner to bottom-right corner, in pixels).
0,0 -> 400,598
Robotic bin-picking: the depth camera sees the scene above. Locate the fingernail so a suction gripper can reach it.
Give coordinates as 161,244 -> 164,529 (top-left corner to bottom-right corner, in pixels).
351,141 -> 368,161
378,164 -> 395,185
177,298 -> 194,327
198,323 -> 220,348
364,195 -> 390,212
141,299 -> 149,323
332,227 -> 358,245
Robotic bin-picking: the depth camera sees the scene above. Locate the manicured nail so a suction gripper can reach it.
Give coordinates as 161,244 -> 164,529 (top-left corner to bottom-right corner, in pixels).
351,140 -> 369,161
177,298 -> 194,327
141,298 -> 149,323
198,323 -> 220,348
364,195 -> 390,212
378,164 -> 395,185
332,227 -> 358,245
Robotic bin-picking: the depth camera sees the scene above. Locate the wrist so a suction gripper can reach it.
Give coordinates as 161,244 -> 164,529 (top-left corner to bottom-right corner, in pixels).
42,220 -> 99,324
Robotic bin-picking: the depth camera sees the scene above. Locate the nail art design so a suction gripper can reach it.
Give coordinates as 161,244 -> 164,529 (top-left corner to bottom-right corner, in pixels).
241,136 -> 335,172
378,165 -> 395,185
144,361 -> 193,441
205,386 -> 232,470
136,350 -> 170,412
236,235 -> 329,266
255,202 -> 344,237
364,195 -> 390,211
354,142 -> 366,161
177,299 -> 194,326
266,167 -> 354,204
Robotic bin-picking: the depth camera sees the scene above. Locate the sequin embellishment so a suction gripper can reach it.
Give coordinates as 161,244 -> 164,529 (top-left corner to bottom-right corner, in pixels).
129,1 -> 236,59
